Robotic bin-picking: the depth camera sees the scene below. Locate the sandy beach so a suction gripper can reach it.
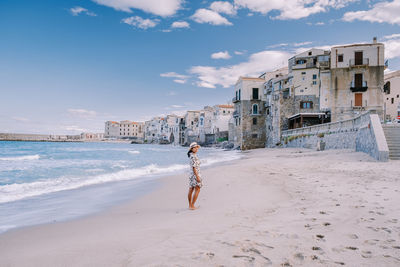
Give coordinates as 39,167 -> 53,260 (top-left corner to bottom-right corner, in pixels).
1,148 -> 400,266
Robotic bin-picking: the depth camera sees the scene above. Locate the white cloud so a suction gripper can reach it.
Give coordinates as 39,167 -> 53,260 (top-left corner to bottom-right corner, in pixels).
91,0 -> 183,17
315,21 -> 325,25
173,79 -> 186,84
234,0 -> 356,20
384,37 -> 400,59
160,72 -> 189,84
383,33 -> 400,40
170,104 -> 185,108
210,1 -> 237,15
191,8 -> 233,25
267,43 -> 289,48
70,6 -> 97,16
190,50 -> 291,88
67,109 -> 97,118
121,16 -> 159,29
62,125 -> 87,133
234,50 -> 245,55
293,41 -> 313,47
11,117 -> 29,122
343,0 -> 400,25
160,72 -> 188,79
171,21 -> 190,28
167,91 -> 177,96
211,51 -> 231,59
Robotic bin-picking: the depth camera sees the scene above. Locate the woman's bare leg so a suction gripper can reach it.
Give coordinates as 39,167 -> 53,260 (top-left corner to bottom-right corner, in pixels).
188,187 -> 194,209
191,186 -> 201,209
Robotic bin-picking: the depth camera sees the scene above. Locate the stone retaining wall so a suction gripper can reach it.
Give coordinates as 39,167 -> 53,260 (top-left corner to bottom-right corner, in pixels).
281,111 -> 389,161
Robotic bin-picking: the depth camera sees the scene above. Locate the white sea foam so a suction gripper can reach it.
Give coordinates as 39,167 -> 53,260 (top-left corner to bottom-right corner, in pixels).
128,150 -> 140,154
0,155 -> 40,161
0,163 -> 187,204
0,149 -> 242,204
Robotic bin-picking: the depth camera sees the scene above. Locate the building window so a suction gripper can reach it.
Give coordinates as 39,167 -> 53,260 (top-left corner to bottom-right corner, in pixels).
300,101 -> 313,109
392,98 -> 394,104
252,134 -> 258,138
338,54 -> 343,62
308,51 -> 312,56
384,82 -> 391,94
239,89 -> 241,100
312,81 -> 317,85
252,88 -> 259,100
312,74 -> 317,79
301,72 -> 306,75
253,118 -> 257,125
252,104 -> 259,114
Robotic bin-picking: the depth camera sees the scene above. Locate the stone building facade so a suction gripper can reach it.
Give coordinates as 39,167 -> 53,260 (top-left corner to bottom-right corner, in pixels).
231,77 -> 266,150
105,121 -> 120,138
329,40 -> 385,122
383,70 -> 400,122
265,74 -> 295,147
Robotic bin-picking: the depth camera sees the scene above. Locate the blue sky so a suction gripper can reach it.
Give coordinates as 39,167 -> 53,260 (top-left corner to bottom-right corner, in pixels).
1,0 -> 400,134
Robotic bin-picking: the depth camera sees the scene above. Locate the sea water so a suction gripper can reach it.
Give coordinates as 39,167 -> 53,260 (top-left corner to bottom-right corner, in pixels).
0,141 -> 241,233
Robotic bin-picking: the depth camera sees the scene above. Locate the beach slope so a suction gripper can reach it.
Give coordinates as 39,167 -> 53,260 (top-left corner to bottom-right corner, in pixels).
1,148 -> 400,266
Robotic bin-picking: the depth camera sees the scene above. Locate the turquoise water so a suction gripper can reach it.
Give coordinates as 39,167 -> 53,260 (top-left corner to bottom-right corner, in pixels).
0,141 -> 240,233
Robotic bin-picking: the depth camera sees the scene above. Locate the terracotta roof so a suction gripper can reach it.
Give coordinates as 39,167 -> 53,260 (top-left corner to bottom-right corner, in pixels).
239,77 -> 265,81
218,104 -> 234,108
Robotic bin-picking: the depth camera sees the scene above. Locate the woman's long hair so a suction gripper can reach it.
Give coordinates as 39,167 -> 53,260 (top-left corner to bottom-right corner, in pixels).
187,148 -> 193,158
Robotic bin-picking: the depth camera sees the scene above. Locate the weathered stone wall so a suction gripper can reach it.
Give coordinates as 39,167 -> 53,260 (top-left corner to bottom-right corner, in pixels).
241,100 -> 266,150
282,111 -> 389,161
293,95 -> 320,114
330,66 -> 384,122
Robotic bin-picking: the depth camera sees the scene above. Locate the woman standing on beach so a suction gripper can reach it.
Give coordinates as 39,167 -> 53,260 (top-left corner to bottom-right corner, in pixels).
187,142 -> 202,210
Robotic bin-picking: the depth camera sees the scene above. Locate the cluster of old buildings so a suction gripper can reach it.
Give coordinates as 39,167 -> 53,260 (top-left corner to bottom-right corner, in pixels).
230,38 -> 400,150
104,104 -> 234,146
105,37 -> 400,149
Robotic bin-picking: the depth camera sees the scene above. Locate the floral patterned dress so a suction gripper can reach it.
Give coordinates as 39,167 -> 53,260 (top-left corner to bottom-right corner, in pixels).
189,153 -> 202,188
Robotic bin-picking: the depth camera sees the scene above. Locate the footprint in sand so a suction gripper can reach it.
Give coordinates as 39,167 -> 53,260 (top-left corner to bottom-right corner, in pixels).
348,234 -> 358,239
323,222 -> 331,226
293,253 -> 304,261
361,250 -> 372,258
232,255 -> 255,262
345,246 -> 358,250
281,261 -> 293,267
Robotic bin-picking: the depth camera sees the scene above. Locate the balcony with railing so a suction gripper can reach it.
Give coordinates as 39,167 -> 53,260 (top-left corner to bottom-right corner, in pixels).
292,61 -> 316,70
232,96 -> 240,103
233,110 -> 240,117
349,58 -> 369,67
350,80 -> 368,92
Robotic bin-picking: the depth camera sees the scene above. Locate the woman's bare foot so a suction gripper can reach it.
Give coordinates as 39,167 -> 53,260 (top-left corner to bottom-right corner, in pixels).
189,206 -> 199,210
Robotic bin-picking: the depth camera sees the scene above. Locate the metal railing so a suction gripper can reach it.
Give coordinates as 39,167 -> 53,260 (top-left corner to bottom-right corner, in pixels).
349,58 -> 369,67
282,111 -> 373,138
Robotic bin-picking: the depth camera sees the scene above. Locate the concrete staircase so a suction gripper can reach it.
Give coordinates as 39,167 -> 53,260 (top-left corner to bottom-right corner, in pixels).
382,125 -> 400,160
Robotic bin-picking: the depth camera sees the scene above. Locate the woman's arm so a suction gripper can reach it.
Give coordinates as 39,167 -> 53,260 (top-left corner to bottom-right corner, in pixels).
192,167 -> 201,183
